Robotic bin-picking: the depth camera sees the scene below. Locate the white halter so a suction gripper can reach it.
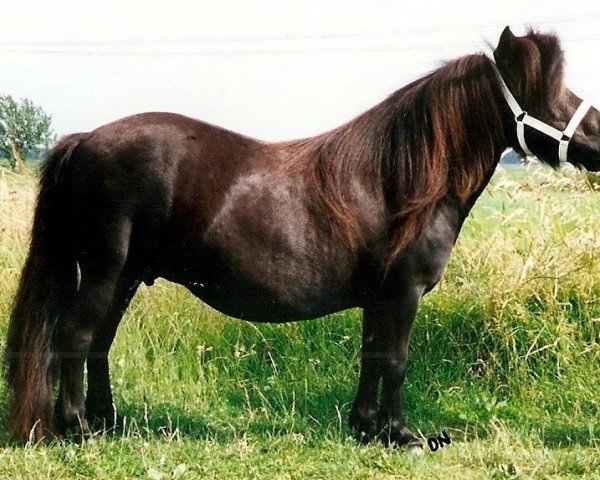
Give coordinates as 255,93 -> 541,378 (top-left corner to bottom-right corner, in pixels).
490,58 -> 592,164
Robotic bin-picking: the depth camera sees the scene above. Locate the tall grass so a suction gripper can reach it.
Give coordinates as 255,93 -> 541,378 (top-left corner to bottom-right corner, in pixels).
0,164 -> 599,478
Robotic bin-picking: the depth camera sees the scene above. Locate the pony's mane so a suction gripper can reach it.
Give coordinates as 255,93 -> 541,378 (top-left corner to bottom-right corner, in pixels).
283,31 -> 563,264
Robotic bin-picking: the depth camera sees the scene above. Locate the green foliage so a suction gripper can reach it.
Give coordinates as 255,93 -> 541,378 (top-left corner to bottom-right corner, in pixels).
0,94 -> 55,170
0,165 -> 599,478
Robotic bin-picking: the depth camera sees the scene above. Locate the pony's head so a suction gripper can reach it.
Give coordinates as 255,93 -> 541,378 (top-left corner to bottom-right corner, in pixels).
493,27 -> 600,171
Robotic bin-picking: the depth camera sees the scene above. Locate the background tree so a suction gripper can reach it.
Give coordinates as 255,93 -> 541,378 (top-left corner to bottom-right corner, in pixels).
0,94 -> 55,170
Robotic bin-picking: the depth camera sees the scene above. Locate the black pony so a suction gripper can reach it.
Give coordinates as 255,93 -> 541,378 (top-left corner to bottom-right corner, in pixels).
6,27 -> 600,451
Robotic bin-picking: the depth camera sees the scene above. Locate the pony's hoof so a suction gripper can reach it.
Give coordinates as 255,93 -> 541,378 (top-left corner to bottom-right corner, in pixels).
57,416 -> 93,444
407,442 -> 424,456
69,427 -> 93,445
349,406 -> 379,444
87,411 -> 124,434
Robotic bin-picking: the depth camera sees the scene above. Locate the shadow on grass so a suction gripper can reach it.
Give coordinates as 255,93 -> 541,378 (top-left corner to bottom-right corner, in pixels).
97,397 -> 600,450
0,391 -> 596,449
0,342 -> 596,450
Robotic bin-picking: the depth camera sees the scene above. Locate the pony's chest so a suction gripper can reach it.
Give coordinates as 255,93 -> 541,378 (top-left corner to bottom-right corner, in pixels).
389,201 -> 464,294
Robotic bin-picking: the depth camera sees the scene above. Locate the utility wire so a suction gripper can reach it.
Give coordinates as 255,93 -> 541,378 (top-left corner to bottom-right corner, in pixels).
2,35 -> 599,57
1,15 -> 599,57
1,12 -> 599,48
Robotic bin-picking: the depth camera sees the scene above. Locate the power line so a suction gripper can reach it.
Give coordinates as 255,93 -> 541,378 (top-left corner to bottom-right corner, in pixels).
0,43 -> 486,57
2,36 -> 599,58
2,15 -> 600,58
1,13 -> 599,50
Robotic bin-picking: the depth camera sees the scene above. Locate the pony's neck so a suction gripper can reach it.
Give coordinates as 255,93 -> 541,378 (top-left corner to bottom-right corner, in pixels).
282,53 -> 510,261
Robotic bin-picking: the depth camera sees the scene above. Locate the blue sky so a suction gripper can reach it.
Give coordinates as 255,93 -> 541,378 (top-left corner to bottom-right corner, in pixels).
2,1 -> 600,139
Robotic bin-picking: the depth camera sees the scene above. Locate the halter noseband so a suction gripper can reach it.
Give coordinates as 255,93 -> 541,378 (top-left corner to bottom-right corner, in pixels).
490,58 -> 592,164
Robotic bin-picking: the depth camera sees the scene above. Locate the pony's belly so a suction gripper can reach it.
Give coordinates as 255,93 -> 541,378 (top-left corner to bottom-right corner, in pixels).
154,242 -> 357,322
184,279 -> 355,322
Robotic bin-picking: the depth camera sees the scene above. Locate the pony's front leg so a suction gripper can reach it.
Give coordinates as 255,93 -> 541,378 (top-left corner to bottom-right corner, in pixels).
350,293 -> 423,452
349,305 -> 383,443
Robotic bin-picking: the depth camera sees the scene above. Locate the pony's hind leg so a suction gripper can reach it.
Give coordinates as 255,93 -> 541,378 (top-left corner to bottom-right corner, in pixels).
53,217 -> 131,440
85,271 -> 141,432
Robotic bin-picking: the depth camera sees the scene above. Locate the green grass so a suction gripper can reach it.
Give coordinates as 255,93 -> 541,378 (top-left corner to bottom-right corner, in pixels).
0,164 -> 599,479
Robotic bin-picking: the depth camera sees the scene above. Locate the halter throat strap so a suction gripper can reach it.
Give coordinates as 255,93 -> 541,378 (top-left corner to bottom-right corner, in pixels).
490,58 -> 592,164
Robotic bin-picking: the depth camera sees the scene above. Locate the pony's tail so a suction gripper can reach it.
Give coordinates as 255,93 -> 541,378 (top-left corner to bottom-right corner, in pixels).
5,133 -> 86,440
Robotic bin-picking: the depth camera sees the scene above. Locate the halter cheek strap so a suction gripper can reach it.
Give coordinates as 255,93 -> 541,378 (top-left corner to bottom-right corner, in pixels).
559,99 -> 592,162
492,59 -> 592,164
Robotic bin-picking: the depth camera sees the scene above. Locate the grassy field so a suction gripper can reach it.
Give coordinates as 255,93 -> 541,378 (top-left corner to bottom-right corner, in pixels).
0,164 -> 599,479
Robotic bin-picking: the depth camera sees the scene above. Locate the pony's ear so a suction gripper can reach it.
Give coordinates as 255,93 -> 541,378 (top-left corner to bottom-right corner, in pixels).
494,26 -> 518,63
